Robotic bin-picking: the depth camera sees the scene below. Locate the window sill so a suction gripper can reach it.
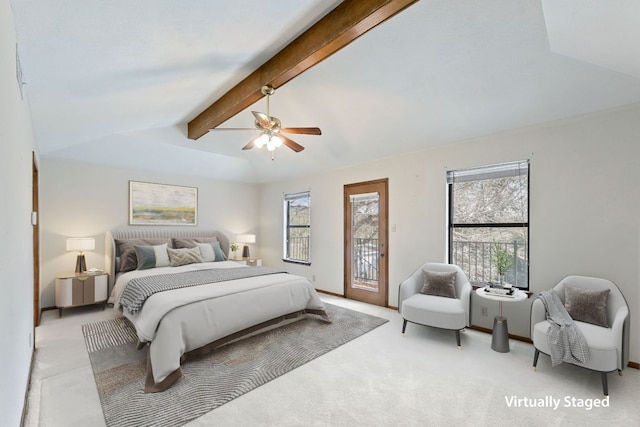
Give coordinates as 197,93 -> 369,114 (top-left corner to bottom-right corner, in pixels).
283,259 -> 311,266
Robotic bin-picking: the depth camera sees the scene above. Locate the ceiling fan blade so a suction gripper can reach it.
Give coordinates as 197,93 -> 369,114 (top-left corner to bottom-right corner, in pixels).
242,133 -> 263,150
280,127 -> 322,135
252,111 -> 271,129
280,135 -> 305,152
209,128 -> 259,131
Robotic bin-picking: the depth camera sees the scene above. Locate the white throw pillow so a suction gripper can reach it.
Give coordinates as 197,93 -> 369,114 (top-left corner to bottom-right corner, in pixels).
195,242 -> 216,262
153,243 -> 171,267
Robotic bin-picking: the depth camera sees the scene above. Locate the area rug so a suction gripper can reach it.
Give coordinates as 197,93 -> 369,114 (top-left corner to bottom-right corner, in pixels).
82,303 -> 388,427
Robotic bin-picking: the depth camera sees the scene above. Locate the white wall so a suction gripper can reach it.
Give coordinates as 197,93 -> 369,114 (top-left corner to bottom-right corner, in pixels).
0,2 -> 37,425
39,158 -> 261,308
259,105 -> 640,363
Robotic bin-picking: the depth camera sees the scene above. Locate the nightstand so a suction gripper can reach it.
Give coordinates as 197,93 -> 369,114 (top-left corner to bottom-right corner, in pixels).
55,271 -> 108,316
230,257 -> 262,266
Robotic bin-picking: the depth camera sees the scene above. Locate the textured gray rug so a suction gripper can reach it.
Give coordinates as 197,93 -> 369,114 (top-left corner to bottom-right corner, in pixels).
82,303 -> 388,427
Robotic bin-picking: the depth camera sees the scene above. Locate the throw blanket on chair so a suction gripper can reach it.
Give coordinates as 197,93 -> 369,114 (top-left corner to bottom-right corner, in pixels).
537,290 -> 590,366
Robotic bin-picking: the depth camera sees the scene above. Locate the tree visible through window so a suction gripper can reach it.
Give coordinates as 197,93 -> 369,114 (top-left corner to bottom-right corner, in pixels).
447,161 -> 529,289
284,191 -> 311,263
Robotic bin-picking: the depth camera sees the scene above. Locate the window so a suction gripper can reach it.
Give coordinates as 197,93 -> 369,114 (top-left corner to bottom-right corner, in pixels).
284,191 -> 311,264
447,161 -> 529,289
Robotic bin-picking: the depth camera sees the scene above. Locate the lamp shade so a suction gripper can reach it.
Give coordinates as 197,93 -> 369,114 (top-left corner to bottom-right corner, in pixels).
236,234 -> 255,258
236,234 -> 256,244
66,238 -> 95,252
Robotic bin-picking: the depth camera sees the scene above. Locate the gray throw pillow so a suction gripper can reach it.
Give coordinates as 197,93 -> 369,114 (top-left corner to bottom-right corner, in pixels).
173,237 -> 218,249
211,241 -> 227,261
167,247 -> 203,267
116,238 -> 172,272
420,269 -> 457,299
134,243 -> 170,270
564,284 -> 610,327
134,245 -> 156,270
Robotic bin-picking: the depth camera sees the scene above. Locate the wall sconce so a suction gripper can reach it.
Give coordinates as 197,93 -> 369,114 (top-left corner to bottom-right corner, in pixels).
236,234 -> 256,258
66,237 -> 95,273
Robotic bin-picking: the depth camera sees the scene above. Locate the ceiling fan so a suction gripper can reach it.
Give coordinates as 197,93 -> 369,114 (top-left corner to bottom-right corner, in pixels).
209,85 -> 321,159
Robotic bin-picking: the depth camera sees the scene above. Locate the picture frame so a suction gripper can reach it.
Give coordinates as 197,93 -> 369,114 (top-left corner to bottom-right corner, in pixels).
129,181 -> 198,225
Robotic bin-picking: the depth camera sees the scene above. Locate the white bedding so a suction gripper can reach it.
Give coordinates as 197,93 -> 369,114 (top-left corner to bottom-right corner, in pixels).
112,261 -> 327,392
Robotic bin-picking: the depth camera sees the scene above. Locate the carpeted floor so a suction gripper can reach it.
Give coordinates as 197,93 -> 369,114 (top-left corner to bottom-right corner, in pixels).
82,303 -> 388,427
25,295 -> 640,426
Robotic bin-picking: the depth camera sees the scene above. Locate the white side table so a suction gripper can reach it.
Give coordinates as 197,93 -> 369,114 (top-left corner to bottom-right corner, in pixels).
475,286 -> 528,353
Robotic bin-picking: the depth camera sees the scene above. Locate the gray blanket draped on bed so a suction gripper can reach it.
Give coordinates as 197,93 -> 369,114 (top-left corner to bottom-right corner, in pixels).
120,266 -> 287,315
537,290 -> 590,366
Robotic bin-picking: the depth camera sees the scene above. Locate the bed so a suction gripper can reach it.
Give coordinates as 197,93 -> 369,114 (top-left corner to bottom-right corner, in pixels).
105,227 -> 329,392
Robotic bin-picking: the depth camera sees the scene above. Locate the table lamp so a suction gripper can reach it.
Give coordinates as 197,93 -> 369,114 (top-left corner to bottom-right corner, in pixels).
66,237 -> 95,273
236,234 -> 256,258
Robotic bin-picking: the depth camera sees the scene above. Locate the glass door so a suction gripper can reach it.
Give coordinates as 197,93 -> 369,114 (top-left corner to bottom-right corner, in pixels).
344,179 -> 388,306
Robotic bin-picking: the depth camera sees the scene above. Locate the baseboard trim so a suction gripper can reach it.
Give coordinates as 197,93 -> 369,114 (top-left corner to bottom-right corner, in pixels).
628,361 -> 640,370
20,348 -> 35,427
315,289 -> 345,298
40,306 -> 57,318
469,324 -> 533,344
315,289 -> 398,310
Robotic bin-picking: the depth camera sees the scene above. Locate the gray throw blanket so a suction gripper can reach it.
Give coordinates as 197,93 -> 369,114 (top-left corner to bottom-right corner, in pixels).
120,267 -> 287,315
537,290 -> 590,366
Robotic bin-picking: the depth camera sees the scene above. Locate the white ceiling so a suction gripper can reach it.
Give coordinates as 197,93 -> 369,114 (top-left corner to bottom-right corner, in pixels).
11,0 -> 640,183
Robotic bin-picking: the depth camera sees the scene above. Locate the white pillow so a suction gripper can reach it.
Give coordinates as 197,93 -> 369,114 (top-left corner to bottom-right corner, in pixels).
196,242 -> 215,262
153,243 -> 170,267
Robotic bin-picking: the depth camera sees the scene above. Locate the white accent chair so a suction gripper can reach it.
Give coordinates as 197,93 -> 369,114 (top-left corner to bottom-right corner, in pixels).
399,263 -> 471,348
530,276 -> 630,396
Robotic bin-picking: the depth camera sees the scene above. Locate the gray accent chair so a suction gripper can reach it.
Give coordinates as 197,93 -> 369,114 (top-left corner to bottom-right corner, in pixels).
530,276 -> 630,396
399,263 -> 471,348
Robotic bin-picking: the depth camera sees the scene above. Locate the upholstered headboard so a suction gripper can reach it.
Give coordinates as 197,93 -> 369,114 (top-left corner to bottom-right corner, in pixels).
105,227 -> 230,290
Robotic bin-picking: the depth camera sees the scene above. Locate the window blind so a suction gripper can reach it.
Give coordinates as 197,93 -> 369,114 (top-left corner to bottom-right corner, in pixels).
285,191 -> 310,202
447,160 -> 529,183
349,192 -> 379,203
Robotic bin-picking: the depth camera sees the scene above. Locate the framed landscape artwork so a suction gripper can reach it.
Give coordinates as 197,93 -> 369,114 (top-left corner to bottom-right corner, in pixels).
129,181 -> 198,225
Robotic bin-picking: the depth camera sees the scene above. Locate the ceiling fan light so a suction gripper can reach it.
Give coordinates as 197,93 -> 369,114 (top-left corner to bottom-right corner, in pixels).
255,134 -> 268,148
272,135 -> 283,148
266,138 -> 277,151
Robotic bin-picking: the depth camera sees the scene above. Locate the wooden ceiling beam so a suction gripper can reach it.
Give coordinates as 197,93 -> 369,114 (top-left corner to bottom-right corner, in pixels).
187,0 -> 419,140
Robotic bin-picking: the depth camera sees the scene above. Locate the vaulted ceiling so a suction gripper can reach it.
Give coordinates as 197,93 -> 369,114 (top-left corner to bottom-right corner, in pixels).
11,0 -> 640,183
